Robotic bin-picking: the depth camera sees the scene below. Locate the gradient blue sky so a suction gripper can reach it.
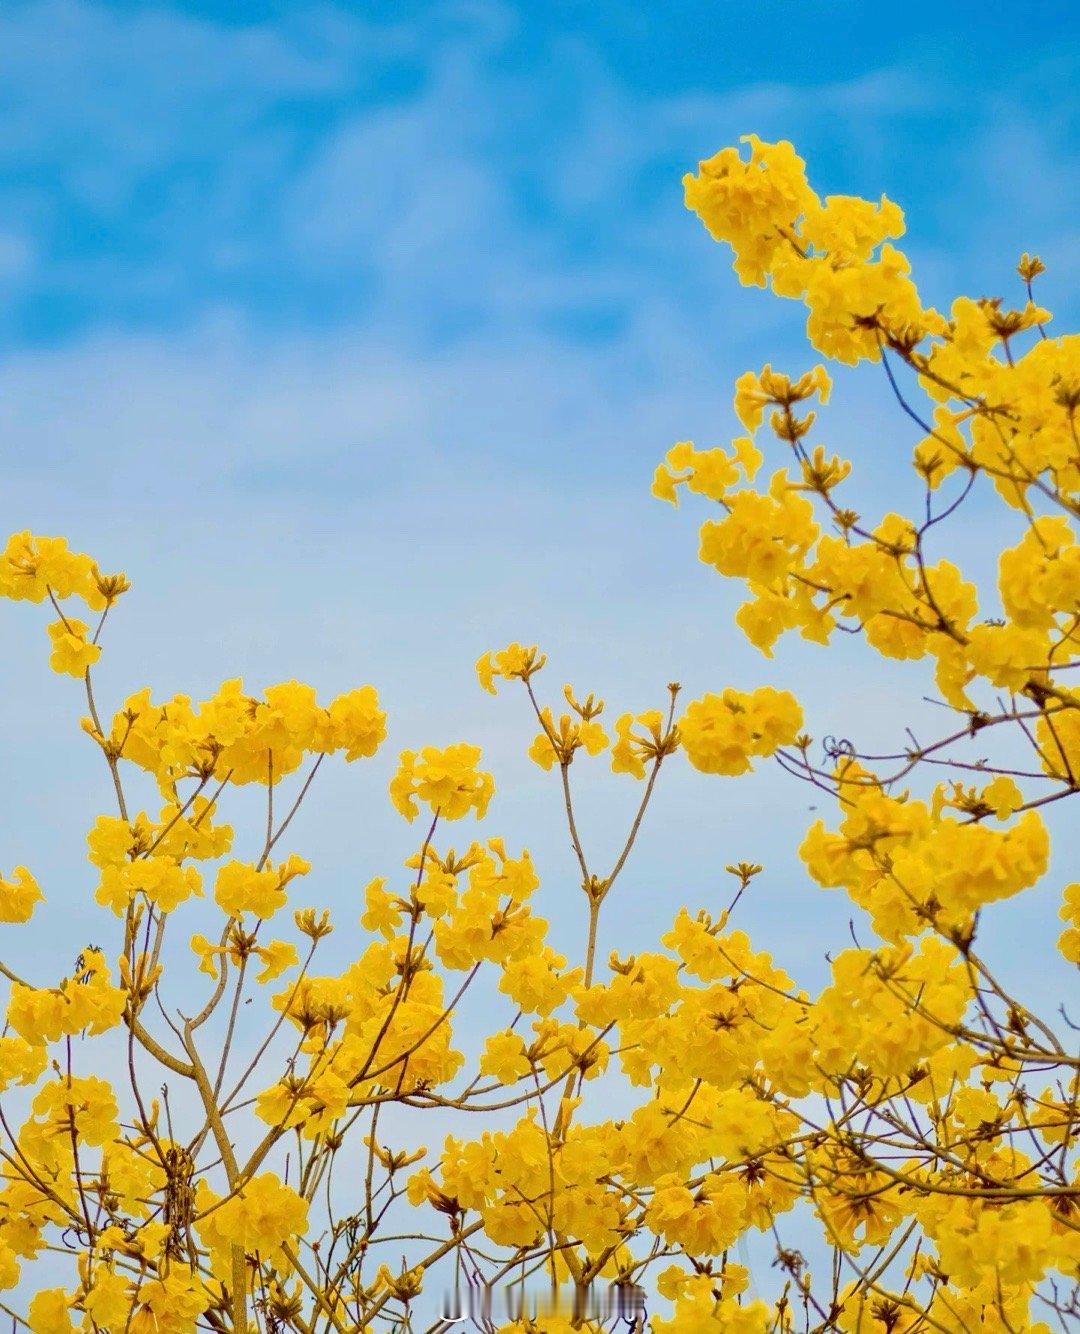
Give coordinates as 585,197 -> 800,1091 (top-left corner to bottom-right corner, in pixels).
2,0 -> 1078,1039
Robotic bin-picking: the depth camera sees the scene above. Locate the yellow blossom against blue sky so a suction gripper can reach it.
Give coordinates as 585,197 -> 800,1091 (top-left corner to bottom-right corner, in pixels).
0,4 -> 1078,1318
1,0 -> 1077,1039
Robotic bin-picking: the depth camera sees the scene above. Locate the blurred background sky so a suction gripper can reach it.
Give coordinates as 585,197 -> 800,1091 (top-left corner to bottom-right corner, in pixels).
1,0 -> 1078,1078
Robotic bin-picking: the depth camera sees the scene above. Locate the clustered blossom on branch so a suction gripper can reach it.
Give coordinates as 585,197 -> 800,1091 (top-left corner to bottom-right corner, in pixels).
0,135 -> 1077,1334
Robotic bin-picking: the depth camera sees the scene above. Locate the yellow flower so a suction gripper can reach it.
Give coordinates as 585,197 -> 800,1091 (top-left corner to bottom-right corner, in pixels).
60,950 -> 126,1035
0,532 -> 98,605
982,774 -> 1024,820
645,1172 -> 746,1255
46,617 -> 101,677
82,1269 -> 133,1331
476,642 -> 545,693
683,135 -> 817,287
527,707 -> 608,770
0,1036 -> 47,1093
698,478 -> 818,586
130,1269 -> 212,1334
32,1075 -> 119,1147
189,933 -> 223,978
680,687 -> 802,776
27,1290 -> 74,1334
733,363 -> 831,433
360,876 -> 403,937
323,685 -> 387,760
96,856 -> 203,916
196,1172 -> 308,1262
213,854 -> 310,919
1059,882 -> 1080,965
610,709 -> 676,778
498,950 -> 577,1016
390,744 -> 494,822
255,939 -> 300,984
965,621 -> 1047,691
479,1031 -> 531,1084
6,983 -> 67,1044
0,865 -> 43,923
801,192 -> 905,264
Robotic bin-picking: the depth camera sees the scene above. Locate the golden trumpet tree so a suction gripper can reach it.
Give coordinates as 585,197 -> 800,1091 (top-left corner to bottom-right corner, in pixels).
1,136 -> 1078,1333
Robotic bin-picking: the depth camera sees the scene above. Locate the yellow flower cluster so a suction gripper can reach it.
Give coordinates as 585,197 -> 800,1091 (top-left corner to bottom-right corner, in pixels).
0,532 -> 129,679
662,141 -> 1079,745
527,704 -> 609,770
390,742 -> 494,821
685,135 -> 935,364
475,641 -> 546,692
0,865 -> 43,922
84,678 -> 387,789
212,853 -> 310,918
196,1173 -> 308,1268
0,532 -> 128,609
1,135 -> 1078,1334
679,686 -> 803,776
800,759 -> 1051,939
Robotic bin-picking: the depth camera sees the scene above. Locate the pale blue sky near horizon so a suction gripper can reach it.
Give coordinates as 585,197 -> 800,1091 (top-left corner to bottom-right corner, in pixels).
1,0 -> 1078,1034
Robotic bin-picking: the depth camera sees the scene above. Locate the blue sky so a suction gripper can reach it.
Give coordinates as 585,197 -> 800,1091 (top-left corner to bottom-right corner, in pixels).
2,0 -> 1077,353
2,0 -> 1078,1089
